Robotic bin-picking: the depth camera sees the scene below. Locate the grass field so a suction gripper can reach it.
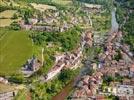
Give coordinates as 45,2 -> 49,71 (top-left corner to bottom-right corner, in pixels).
0,29 -> 33,76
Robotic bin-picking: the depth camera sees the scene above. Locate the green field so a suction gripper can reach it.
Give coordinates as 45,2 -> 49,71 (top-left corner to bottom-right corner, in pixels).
0,29 -> 33,76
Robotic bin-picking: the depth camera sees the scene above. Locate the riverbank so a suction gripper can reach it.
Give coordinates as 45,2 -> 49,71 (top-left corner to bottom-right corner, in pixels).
52,79 -> 74,100
49,6 -> 114,100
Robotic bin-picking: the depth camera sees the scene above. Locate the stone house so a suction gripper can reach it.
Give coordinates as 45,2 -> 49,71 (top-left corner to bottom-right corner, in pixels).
21,56 -> 41,77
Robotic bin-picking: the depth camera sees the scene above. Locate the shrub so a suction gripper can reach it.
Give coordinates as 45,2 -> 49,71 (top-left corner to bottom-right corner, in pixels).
10,21 -> 21,30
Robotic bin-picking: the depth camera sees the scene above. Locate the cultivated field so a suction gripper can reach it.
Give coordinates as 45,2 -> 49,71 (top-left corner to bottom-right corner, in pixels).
0,10 -> 17,18
52,0 -> 72,5
0,29 -> 33,75
0,10 -> 19,27
0,19 -> 14,27
0,18 -> 21,27
0,83 -> 15,93
30,3 -> 56,12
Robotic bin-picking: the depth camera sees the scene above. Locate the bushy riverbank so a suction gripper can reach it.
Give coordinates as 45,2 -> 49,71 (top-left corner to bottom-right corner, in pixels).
26,68 -> 80,100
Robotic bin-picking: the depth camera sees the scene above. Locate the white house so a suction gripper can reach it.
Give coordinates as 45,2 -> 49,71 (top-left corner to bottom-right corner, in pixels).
116,85 -> 134,96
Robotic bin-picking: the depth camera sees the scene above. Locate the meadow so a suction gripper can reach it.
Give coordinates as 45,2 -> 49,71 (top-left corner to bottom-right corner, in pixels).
0,29 -> 33,76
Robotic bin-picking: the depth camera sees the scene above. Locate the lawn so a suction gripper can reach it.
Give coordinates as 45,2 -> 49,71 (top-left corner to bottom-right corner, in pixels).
0,29 -> 33,76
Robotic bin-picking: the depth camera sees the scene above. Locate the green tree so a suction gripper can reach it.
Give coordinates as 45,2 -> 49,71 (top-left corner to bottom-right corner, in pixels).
113,50 -> 122,61
103,75 -> 114,85
123,13 -> 134,52
108,94 -> 119,100
12,13 -> 18,19
58,69 -> 74,84
10,21 -> 21,30
8,74 -> 24,84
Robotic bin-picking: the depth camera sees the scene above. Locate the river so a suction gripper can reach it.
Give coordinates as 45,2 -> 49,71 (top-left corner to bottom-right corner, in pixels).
52,79 -> 74,100
51,63 -> 91,100
111,8 -> 119,33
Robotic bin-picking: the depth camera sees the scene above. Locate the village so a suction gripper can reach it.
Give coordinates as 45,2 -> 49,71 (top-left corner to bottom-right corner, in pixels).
20,3 -> 97,78
19,3 -> 103,33
0,29 -> 93,100
70,18 -> 134,100
0,2 -> 98,99
39,30 -> 93,81
0,0 -> 134,100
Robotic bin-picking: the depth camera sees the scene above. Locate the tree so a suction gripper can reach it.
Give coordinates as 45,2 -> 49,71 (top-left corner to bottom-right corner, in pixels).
24,14 -> 29,24
113,50 -> 122,61
8,74 -> 24,84
33,33 -> 46,45
103,75 -> 114,85
10,21 -> 21,30
108,94 -> 119,100
31,27 -> 81,51
123,13 -> 134,52
58,69 -> 74,84
23,9 -> 33,24
12,13 -> 18,19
